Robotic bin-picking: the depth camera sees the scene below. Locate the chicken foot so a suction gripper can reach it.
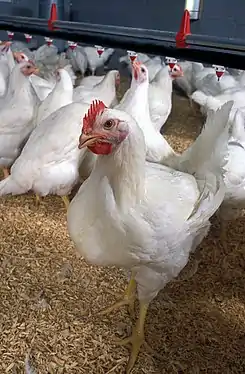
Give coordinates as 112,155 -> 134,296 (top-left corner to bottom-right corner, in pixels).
61,195 -> 70,210
35,194 -> 42,207
116,302 -> 149,374
2,167 -> 10,179
99,271 -> 137,318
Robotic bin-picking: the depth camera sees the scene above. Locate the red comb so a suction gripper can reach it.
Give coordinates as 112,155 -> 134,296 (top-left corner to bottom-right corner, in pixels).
83,100 -> 107,133
132,60 -> 142,80
132,60 -> 141,68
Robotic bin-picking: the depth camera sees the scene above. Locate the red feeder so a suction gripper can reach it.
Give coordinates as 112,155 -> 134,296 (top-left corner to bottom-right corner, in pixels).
212,64 -> 226,81
44,37 -> 53,46
127,51 -> 137,63
7,31 -> 14,40
48,2 -> 58,31
216,71 -> 224,81
176,9 -> 191,48
68,41 -> 77,51
166,57 -> 177,70
95,45 -> 105,57
24,34 -> 32,43
130,55 -> 137,62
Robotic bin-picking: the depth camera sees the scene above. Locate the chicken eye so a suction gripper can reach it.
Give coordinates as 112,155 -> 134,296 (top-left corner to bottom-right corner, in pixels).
141,67 -> 145,73
103,120 -> 114,129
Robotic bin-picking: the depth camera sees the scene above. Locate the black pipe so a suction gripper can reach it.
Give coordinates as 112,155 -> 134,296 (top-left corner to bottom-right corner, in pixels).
0,16 -> 245,69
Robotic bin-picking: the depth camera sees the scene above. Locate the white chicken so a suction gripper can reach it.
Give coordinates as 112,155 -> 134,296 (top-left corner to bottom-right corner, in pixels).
83,46 -> 114,75
0,60 -> 39,178
191,89 -> 245,247
0,102 -> 91,209
0,42 -> 27,97
117,61 -> 176,162
148,63 -> 183,131
195,70 -> 239,96
33,39 -> 59,78
73,70 -> 120,107
35,68 -> 73,126
66,43 -> 88,76
67,99 -> 232,373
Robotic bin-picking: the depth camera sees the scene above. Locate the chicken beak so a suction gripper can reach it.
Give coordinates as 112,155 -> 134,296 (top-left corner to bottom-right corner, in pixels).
78,133 -> 103,149
33,67 -> 39,75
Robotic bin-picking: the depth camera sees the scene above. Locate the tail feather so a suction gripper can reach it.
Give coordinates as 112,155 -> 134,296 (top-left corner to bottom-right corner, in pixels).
183,102 -> 234,230
174,101 -> 233,176
0,176 -> 26,196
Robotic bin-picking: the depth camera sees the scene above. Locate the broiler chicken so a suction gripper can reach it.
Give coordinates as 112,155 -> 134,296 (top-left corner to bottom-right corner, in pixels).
117,61 -> 176,163
67,99 -> 232,373
0,102 -> 91,209
0,42 -> 27,98
66,43 -> 88,76
35,68 -> 73,126
73,70 -> 120,107
191,89 -> 245,248
149,63 -> 183,131
83,46 -> 114,75
0,60 -> 39,178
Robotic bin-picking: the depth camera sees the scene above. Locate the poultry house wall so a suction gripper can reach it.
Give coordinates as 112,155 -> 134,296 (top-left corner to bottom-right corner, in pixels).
69,0 -> 245,39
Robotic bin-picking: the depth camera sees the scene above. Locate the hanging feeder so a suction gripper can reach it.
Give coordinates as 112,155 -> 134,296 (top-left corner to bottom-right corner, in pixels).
166,57 -> 178,70
44,37 -> 53,46
67,41 -> 78,51
95,45 -> 105,57
212,64 -> 226,81
7,31 -> 14,40
127,50 -> 137,62
24,34 -> 32,43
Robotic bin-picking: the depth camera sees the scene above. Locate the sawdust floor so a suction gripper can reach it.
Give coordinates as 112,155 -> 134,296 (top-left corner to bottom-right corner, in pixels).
1,90 -> 245,374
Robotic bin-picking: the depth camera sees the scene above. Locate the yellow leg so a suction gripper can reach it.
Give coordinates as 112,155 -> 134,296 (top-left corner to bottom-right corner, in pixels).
117,302 -> 149,374
35,194 -> 41,206
2,167 -> 10,179
189,97 -> 193,109
99,271 -> 137,317
61,195 -> 70,210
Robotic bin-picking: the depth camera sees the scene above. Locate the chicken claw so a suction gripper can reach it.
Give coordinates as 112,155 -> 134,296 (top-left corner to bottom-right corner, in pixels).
116,302 -> 149,374
99,272 -> 137,318
61,195 -> 70,210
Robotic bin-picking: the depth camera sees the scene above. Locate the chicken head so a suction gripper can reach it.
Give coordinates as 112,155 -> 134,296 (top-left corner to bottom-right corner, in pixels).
20,61 -> 39,76
0,41 -> 12,53
168,63 -> 183,79
13,52 -> 29,63
79,100 -> 129,155
132,60 -> 148,83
